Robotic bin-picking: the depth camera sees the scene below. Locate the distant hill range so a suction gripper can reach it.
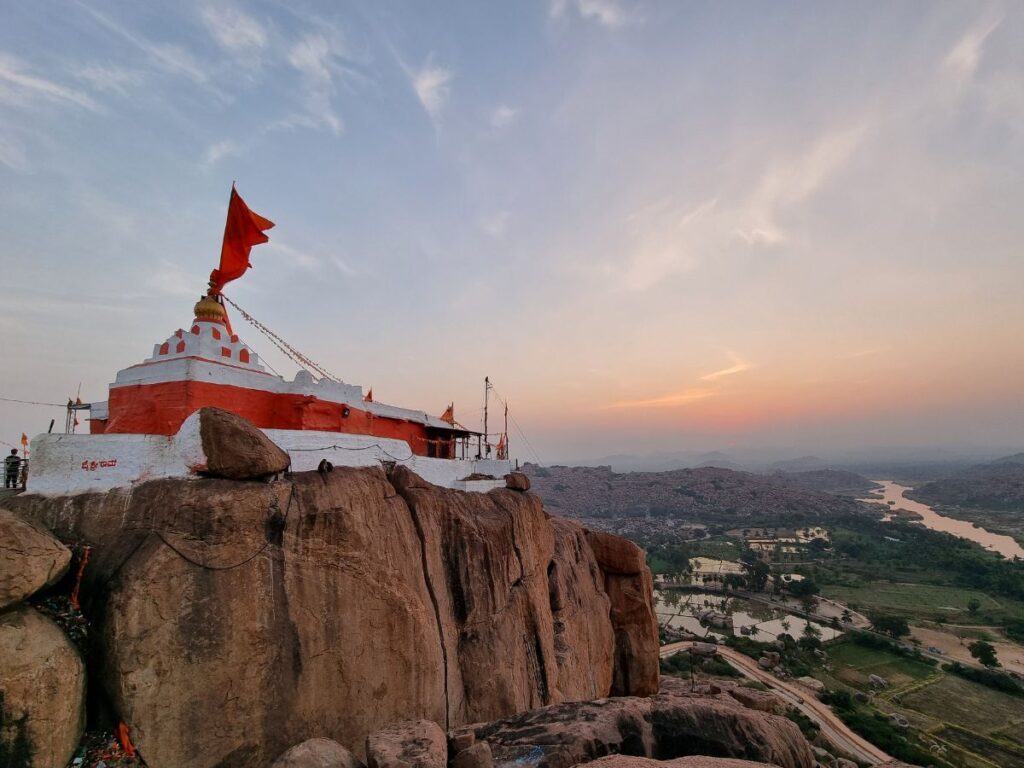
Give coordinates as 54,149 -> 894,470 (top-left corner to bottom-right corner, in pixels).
769,469 -> 881,497
523,463 -> 860,525
910,453 -> 1024,511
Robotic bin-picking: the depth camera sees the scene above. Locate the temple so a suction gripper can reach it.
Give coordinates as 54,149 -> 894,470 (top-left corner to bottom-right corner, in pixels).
27,294 -> 511,495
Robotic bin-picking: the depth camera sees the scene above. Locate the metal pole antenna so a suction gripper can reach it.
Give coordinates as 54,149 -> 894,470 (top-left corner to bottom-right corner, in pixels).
483,377 -> 490,456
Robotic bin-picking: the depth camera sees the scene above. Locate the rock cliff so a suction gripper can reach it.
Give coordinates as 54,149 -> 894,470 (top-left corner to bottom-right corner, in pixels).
6,452 -> 657,767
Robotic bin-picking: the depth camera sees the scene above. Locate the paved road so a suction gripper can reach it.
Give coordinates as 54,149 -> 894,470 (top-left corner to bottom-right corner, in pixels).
660,641 -> 892,766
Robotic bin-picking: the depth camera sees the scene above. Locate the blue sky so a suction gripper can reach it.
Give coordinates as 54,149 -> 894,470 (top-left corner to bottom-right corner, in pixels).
1,1 -> 1022,463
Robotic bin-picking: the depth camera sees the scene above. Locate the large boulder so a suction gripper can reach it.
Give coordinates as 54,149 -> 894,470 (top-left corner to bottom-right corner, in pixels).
7,466 -> 657,767
587,758 -> 784,768
0,606 -> 85,768
196,406 -> 290,479
366,720 -> 446,768
459,677 -> 814,768
0,507 -> 71,610
272,738 -> 362,768
586,532 -> 660,696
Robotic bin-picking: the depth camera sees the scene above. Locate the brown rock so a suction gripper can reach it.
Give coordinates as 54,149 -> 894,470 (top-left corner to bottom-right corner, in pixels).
451,741 -> 494,768
504,473 -> 531,491
272,738 -> 363,768
0,507 -> 71,610
7,466 -> 657,767
725,686 -> 782,714
586,757 -> 782,768
449,730 -> 476,753
366,720 -> 446,768
469,683 -> 815,768
585,531 -> 646,575
197,406 -> 290,479
0,606 -> 85,768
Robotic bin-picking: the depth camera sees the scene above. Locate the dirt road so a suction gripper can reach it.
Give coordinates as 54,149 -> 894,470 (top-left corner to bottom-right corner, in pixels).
660,641 -> 891,766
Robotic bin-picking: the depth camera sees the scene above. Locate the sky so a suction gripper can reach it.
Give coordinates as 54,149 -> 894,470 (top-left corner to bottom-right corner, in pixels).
1,1 -> 1022,465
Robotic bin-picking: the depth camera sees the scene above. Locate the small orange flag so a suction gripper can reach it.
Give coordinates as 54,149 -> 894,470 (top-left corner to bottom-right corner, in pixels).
20,433 -> 28,447
209,186 -> 274,295
117,721 -> 136,757
440,404 -> 454,424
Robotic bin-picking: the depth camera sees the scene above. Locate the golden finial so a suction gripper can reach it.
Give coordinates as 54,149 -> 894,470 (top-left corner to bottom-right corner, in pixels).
193,293 -> 227,323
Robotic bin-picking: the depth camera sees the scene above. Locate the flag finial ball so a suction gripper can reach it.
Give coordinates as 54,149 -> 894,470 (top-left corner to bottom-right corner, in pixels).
194,293 -> 227,323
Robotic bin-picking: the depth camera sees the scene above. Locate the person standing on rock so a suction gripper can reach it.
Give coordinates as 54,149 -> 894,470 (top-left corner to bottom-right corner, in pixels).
5,448 -> 22,488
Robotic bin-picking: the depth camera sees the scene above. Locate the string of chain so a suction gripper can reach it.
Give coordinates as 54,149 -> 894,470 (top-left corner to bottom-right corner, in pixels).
221,295 -> 340,381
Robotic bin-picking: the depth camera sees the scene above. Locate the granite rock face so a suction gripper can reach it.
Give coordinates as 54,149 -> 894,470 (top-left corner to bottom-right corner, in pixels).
0,606 -> 86,768
8,464 -> 657,768
0,507 -> 71,610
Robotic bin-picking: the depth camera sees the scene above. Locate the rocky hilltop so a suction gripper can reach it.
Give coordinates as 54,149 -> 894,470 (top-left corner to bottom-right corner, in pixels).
1,409 -> 658,768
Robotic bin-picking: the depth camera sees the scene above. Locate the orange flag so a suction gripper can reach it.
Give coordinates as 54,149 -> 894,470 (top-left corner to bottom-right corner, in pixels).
209,186 -> 274,295
364,388 -> 373,403
440,404 -> 454,424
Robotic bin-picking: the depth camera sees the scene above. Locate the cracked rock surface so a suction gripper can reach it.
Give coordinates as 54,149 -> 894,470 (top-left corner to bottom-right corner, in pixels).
8,465 -> 657,768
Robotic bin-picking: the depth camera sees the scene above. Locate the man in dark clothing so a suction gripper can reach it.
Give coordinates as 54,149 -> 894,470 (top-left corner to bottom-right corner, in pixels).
5,449 -> 22,488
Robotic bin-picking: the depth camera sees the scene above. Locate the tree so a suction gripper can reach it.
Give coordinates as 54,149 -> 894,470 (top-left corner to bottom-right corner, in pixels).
969,640 -> 1000,668
840,609 -> 853,625
744,559 -> 770,592
786,579 -> 819,599
967,598 -> 981,615
870,613 -> 910,640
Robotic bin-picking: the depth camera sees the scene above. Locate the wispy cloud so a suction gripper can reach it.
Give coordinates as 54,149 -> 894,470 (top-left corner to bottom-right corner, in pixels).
204,139 -> 243,166
287,34 -> 344,134
490,104 -> 519,129
607,388 -> 715,409
80,5 -> 209,86
616,123 -> 865,291
410,58 -> 452,122
700,352 -> 754,381
0,54 -> 100,111
200,5 -> 267,55
75,63 -> 144,96
550,0 -> 640,28
265,241 -> 321,271
735,123 -> 865,246
943,12 -> 1003,89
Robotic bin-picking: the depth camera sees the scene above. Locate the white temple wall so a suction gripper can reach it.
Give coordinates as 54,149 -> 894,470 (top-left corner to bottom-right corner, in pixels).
27,424 -> 510,496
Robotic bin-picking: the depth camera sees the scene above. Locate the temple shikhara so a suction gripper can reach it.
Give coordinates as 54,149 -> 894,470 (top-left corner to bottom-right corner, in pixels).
27,187 -> 512,495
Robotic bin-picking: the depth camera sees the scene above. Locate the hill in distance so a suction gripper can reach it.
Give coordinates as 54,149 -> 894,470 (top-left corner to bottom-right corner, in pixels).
523,463 -> 860,526
911,454 -> 1024,511
769,469 -> 881,497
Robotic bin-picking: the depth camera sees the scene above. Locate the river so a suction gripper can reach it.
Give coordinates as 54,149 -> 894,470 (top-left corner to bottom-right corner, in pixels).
860,480 -> 1024,560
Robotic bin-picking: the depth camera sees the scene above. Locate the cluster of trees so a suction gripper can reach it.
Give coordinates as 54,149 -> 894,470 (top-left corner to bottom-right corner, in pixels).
829,515 -> 1024,602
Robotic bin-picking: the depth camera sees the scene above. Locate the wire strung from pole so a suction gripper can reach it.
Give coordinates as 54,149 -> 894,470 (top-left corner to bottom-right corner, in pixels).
221,294 -> 340,382
0,396 -> 67,407
487,383 -> 544,466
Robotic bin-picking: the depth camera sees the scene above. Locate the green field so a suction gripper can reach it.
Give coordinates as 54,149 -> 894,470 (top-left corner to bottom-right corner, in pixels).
901,675 -> 1024,735
820,582 -> 1017,622
825,639 -> 936,690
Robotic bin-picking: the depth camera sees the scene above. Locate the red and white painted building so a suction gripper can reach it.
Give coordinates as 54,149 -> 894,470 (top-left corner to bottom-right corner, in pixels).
28,295 -> 511,495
